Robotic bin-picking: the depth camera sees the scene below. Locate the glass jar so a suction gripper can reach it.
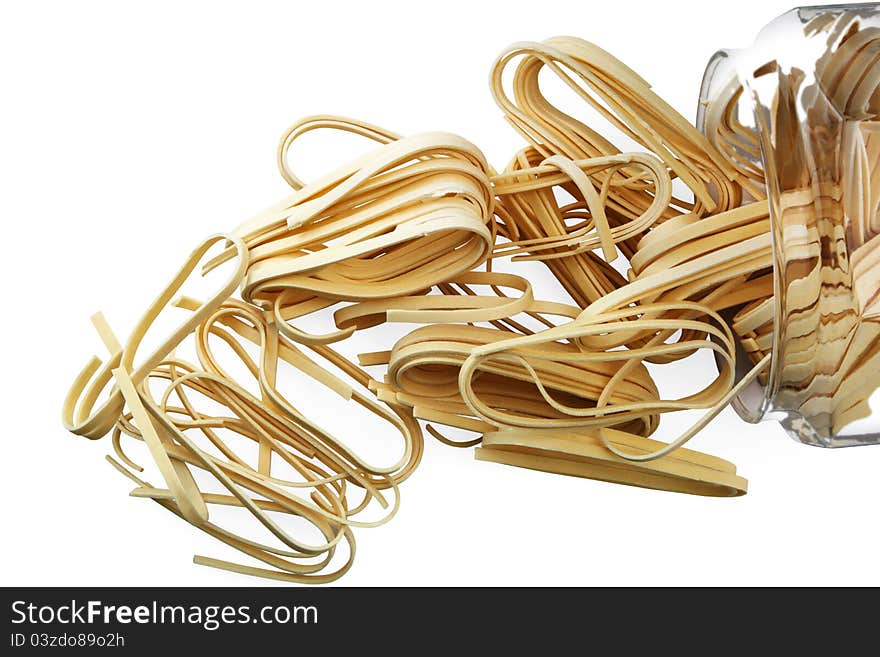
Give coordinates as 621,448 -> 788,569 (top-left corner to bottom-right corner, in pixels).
698,4 -> 880,447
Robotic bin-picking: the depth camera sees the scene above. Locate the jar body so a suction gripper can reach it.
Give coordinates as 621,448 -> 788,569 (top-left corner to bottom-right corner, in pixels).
699,5 -> 880,447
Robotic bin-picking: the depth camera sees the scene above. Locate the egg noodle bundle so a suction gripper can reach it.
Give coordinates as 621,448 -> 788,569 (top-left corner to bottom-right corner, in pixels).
62,22 -> 879,581
64,236 -> 421,582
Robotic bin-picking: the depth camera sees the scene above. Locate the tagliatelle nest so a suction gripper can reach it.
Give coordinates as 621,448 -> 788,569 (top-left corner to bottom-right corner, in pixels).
62,22 -> 879,582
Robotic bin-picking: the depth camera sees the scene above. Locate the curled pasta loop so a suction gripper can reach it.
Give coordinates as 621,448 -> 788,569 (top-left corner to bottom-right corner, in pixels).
62,234 -> 248,441
490,37 -> 744,216
277,115 -> 401,190
457,302 -> 737,432
188,300 -> 419,484
206,123 -> 495,311
333,271 -> 534,331
384,322 -> 660,436
491,152 -> 672,270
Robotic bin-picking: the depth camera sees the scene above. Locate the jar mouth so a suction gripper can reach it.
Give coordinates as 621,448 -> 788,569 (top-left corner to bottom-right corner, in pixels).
699,4 -> 880,446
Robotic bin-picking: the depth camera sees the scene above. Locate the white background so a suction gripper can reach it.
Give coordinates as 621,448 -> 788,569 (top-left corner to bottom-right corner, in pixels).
3,0 -> 879,587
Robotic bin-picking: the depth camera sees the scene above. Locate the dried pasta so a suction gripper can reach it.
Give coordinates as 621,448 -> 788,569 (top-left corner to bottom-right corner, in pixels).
60,17 -> 880,581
